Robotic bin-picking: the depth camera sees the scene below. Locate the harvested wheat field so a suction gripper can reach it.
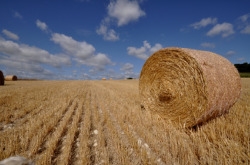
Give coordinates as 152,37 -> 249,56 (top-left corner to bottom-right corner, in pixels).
0,79 -> 249,164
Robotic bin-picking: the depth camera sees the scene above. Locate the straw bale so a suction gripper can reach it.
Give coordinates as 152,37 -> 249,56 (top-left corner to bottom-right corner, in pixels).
0,70 -> 4,86
5,75 -> 18,81
139,47 -> 241,127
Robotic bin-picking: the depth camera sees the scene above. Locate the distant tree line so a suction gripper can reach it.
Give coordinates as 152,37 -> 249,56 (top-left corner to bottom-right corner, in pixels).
234,62 -> 250,72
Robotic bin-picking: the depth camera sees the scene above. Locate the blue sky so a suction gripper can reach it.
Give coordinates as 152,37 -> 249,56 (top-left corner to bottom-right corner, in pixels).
0,0 -> 249,80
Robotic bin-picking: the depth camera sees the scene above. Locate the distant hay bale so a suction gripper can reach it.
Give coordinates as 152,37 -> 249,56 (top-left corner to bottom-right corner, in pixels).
5,75 -> 17,81
0,70 -> 4,86
102,78 -> 106,80
139,47 -> 241,128
0,156 -> 34,165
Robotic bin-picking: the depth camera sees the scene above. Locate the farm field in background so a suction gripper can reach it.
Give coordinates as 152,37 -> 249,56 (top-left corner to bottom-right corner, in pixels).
0,79 -> 249,165
240,72 -> 250,78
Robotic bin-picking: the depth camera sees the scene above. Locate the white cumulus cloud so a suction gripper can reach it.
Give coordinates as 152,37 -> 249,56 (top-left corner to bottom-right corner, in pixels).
51,33 -> 112,70
51,33 -> 95,59
120,63 -> 137,78
121,63 -> 134,71
0,37 -> 71,79
206,23 -> 234,37
239,13 -> 250,22
96,24 -> 119,41
97,0 -> 145,41
108,0 -> 146,26
190,17 -> 217,29
127,40 -> 163,60
0,38 -> 70,67
238,13 -> 250,34
2,29 -> 19,40
36,19 -> 48,31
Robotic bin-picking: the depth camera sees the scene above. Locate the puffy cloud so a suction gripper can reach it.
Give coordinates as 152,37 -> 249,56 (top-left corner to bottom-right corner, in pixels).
51,33 -> 112,69
120,63 -> 138,78
96,24 -> 119,41
238,13 -> 250,34
190,17 -> 217,29
51,33 -> 95,59
36,19 -> 48,31
2,29 -> 19,40
127,40 -> 163,60
108,0 -> 146,26
200,42 -> 215,48
0,37 -> 71,79
0,38 -> 70,67
206,23 -> 234,37
121,63 -> 134,71
0,58 -> 54,79
80,53 -> 112,70
239,13 -> 250,22
97,0 -> 145,41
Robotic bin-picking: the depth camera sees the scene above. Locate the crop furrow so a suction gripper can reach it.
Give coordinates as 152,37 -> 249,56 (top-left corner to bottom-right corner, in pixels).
51,100 -> 78,164
34,98 -> 78,165
68,115 -> 81,164
66,91 -> 88,165
87,92 -> 97,165
109,104 -> 166,164
77,90 -> 92,164
56,99 -> 83,165
29,98 -> 74,157
88,92 -> 110,165
106,108 -> 143,164
103,114 -> 134,164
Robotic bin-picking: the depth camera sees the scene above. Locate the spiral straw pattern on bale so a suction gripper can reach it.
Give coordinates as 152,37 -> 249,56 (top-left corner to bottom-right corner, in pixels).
0,70 -> 4,86
139,47 -> 241,128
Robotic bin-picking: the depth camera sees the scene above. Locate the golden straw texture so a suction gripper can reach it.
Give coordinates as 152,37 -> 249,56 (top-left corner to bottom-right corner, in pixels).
5,75 -> 18,81
139,47 -> 241,128
0,70 -> 4,85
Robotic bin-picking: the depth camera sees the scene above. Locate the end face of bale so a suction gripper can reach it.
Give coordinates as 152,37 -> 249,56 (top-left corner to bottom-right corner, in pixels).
139,47 -> 241,128
0,70 -> 4,86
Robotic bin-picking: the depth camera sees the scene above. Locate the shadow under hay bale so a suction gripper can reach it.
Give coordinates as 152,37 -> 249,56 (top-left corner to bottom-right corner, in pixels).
139,47 -> 241,128
5,75 -> 18,81
0,70 -> 4,86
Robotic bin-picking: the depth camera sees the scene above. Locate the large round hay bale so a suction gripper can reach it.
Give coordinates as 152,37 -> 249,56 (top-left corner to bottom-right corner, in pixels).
0,70 -> 4,86
5,75 -> 18,81
139,47 -> 241,128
